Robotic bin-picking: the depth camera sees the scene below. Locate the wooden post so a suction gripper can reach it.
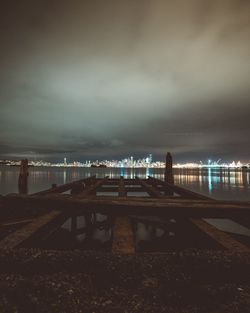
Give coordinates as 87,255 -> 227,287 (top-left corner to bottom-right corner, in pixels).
118,176 -> 126,197
18,159 -> 29,194
165,153 -> 174,195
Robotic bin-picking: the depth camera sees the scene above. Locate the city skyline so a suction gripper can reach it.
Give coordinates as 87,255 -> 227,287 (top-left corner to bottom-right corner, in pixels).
1,155 -> 249,169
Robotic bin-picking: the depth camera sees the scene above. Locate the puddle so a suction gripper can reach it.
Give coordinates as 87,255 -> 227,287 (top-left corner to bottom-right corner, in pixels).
204,218 -> 250,236
127,192 -> 150,197
20,215 -> 250,252
40,213 -> 114,251
96,192 -> 119,196
131,217 -> 223,252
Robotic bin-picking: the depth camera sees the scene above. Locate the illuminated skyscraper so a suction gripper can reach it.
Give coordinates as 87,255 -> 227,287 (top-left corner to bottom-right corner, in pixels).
64,158 -> 67,166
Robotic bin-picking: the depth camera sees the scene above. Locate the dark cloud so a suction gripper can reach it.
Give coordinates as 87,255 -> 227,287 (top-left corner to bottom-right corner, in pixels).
0,0 -> 250,162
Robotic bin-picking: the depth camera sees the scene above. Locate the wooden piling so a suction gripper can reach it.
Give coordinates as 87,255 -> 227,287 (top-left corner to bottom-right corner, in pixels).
165,152 -> 174,195
18,159 -> 29,194
118,176 -> 126,197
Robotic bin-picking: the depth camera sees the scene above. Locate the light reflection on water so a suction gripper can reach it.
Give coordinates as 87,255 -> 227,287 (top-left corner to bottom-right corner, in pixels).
45,213 -> 113,251
0,166 -> 249,200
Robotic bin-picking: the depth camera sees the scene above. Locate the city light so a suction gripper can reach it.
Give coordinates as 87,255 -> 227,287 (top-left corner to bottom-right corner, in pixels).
0,156 -> 249,169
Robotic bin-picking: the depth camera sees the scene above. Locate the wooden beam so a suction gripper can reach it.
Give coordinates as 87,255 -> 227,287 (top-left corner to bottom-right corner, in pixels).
96,187 -> 145,193
112,216 -> 135,254
148,177 -> 176,196
76,176 -> 109,197
100,179 -> 144,186
0,218 -> 34,227
38,212 -> 72,243
32,176 -> 96,196
101,180 -> 120,185
148,177 -> 215,249
136,177 -> 163,198
118,177 -> 126,197
2,195 -> 250,218
148,177 -> 212,200
190,218 -> 250,252
112,178 -> 135,253
0,210 -> 61,249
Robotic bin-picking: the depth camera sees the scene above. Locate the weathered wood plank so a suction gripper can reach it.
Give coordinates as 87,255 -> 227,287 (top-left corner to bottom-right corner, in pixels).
1,195 -> 250,218
76,176 -> 109,197
148,177 -> 212,200
118,177 -> 126,197
112,217 -> 135,254
190,218 -> 250,252
0,218 -> 34,227
96,187 -> 145,192
0,210 -> 61,249
32,176 -> 96,196
135,177 -> 163,198
103,179 -> 144,185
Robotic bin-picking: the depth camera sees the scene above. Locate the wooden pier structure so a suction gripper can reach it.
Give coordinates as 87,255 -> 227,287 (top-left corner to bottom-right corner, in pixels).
1,155 -> 250,312
0,154 -> 250,254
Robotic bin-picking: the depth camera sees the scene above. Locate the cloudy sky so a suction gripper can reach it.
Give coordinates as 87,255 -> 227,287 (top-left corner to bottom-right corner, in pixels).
0,0 -> 250,162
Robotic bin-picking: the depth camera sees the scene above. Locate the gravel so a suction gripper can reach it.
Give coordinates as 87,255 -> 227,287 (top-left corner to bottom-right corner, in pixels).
0,249 -> 250,313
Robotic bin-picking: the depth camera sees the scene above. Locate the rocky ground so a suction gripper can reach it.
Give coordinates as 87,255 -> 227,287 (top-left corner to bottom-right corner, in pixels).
0,249 -> 250,313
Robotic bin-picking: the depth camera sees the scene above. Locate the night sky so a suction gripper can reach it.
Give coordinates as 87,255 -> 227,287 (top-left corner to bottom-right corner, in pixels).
0,0 -> 250,162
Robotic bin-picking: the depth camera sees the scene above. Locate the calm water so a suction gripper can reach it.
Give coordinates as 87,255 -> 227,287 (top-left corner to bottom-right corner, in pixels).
0,166 -> 250,201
